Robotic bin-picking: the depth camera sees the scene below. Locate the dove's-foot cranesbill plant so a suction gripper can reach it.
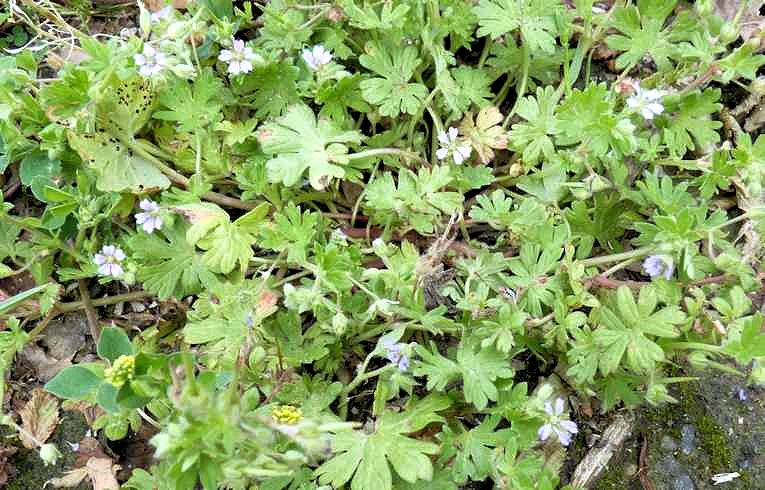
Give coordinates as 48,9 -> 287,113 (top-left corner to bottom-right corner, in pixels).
0,0 -> 764,488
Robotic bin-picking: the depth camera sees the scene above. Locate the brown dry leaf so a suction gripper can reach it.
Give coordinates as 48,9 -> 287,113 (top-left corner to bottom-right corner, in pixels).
0,446 -> 17,485
459,106 -> 508,164
714,1 -> 765,40
87,457 -> 120,490
46,457 -> 120,489
47,467 -> 89,488
19,389 -> 59,449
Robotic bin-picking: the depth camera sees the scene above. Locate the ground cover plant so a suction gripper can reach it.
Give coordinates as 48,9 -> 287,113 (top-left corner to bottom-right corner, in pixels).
0,0 -> 764,488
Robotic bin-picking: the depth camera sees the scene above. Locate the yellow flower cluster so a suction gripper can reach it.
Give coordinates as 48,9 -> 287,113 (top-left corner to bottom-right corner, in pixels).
271,405 -> 303,425
104,355 -> 136,388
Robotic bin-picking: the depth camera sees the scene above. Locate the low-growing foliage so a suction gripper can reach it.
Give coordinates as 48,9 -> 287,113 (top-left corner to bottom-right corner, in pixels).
1,0 -> 764,488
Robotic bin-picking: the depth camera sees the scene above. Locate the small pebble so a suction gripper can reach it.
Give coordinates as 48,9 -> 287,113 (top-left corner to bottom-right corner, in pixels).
673,474 -> 695,490
680,425 -> 696,455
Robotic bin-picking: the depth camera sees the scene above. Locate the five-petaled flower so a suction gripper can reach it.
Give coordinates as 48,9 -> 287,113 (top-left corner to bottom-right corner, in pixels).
626,83 -> 665,120
94,245 -> 126,278
133,45 -> 168,78
538,397 -> 578,446
135,199 -> 163,234
643,254 -> 674,280
219,39 -> 260,76
382,339 -> 410,372
436,127 -> 472,165
302,45 -> 333,71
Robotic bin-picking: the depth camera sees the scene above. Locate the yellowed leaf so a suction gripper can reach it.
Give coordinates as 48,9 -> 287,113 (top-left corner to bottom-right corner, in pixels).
19,389 -> 59,449
86,457 -> 120,490
459,106 -> 508,164
46,468 -> 88,488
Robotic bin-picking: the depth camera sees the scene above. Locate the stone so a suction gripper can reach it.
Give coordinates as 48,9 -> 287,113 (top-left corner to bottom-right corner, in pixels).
672,474 -> 695,490
680,424 -> 696,455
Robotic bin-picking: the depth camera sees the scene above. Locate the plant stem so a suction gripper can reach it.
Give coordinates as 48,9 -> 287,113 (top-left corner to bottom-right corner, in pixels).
127,138 -> 256,210
502,37 -> 530,129
56,290 -> 153,314
578,246 -> 655,267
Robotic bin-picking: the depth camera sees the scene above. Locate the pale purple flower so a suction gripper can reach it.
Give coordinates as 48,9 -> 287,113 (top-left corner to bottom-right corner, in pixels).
436,127 -> 472,165
382,339 -> 409,372
94,245 -> 126,277
218,39 -> 260,76
133,45 -> 168,78
150,5 -> 173,22
736,387 -> 748,401
538,397 -> 578,446
135,199 -> 163,234
626,83 -> 665,120
642,254 -> 674,280
302,45 -> 332,71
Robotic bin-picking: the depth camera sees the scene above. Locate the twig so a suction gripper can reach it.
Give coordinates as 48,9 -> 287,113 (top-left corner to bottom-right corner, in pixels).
78,279 -> 101,340
570,412 -> 635,488
56,290 -> 153,314
638,434 -> 656,490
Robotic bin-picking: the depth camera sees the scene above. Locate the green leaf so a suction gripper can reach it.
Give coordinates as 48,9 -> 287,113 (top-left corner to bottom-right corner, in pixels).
359,42 -> 428,117
593,286 -> 685,375
155,68 -> 224,133
128,222 -> 217,299
658,89 -> 722,157
473,0 -> 562,53
508,86 -> 560,163
605,0 -> 678,71
67,129 -> 170,193
415,341 -> 514,409
316,394 -> 451,490
723,314 -> 765,364
260,105 -> 362,189
437,415 -> 513,483
45,365 -> 102,399
0,283 -> 51,315
97,327 -> 134,363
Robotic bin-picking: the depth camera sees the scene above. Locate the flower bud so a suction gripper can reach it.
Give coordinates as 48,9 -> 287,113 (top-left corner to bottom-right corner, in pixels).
104,355 -> 136,388
39,443 -> 61,466
719,24 -> 740,44
695,0 -> 713,17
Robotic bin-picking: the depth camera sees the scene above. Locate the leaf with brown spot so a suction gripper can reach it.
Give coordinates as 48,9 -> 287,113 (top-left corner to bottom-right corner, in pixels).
19,389 -> 59,449
459,106 -> 508,164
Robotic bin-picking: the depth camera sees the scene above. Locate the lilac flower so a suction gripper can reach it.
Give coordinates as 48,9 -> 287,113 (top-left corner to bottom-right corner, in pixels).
218,39 -> 260,76
150,5 -> 173,22
538,397 -> 578,447
133,45 -> 168,78
642,254 -> 674,280
436,127 -> 472,165
736,388 -> 748,401
626,83 -> 665,120
94,245 -> 126,278
135,199 -> 163,234
382,339 -> 409,372
302,45 -> 332,71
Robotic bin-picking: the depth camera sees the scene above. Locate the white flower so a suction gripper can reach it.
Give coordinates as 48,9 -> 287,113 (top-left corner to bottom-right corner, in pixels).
626,82 -> 665,120
302,45 -> 333,71
372,238 -> 385,248
218,39 -> 260,76
94,245 -> 126,278
436,127 -> 472,165
538,397 -> 579,447
150,5 -> 173,22
712,472 -> 741,485
133,45 -> 168,78
135,199 -> 163,234
331,228 -> 348,244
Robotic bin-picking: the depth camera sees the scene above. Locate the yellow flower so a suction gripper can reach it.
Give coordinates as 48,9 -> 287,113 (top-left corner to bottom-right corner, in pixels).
271,405 -> 303,425
104,355 -> 135,388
